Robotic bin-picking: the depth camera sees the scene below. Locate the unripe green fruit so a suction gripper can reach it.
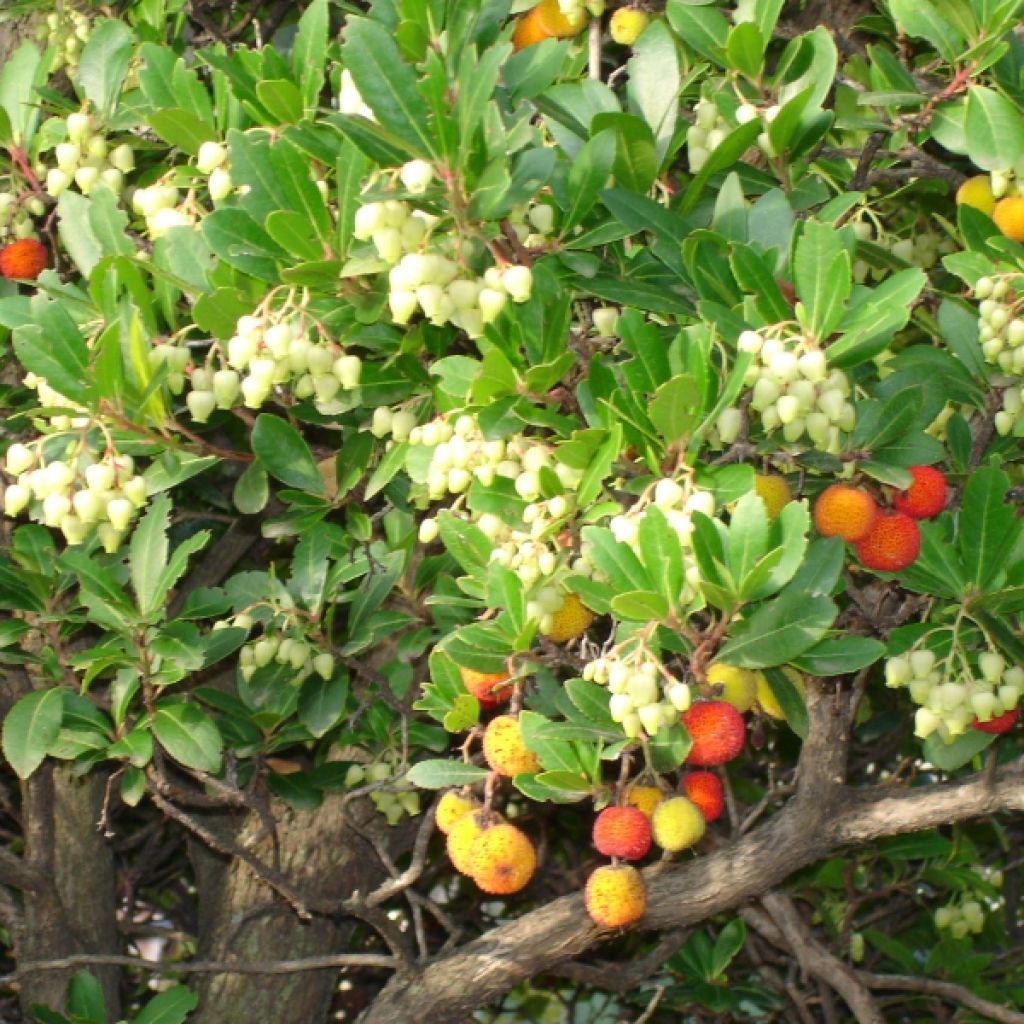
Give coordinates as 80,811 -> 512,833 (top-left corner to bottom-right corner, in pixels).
651,796 -> 705,852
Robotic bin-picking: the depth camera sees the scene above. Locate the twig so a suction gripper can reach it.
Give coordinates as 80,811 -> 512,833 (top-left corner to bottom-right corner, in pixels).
860,972 -> 1024,1024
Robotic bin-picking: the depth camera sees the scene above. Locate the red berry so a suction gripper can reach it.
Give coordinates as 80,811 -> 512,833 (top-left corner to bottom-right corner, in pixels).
971,708 -> 1019,734
681,701 -> 745,766
813,485 -> 879,542
893,465 -> 947,519
592,806 -> 652,860
0,239 -> 48,281
854,513 -> 921,571
459,665 -> 513,706
680,771 -> 724,823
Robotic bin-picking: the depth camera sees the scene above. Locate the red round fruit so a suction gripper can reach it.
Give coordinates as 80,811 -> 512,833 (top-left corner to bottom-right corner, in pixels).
681,701 -> 745,766
0,239 -> 48,281
854,513 -> 921,572
680,771 -> 724,823
592,805 -> 652,861
971,708 -> 1019,734
893,465 -> 947,519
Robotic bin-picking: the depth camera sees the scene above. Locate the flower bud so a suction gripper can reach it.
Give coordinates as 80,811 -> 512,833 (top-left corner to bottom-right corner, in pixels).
197,140 -> 228,174
208,166 -> 234,202
5,443 -> 36,476
109,143 -> 135,173
187,389 -> 217,423
399,158 -> 433,194
502,265 -> 533,303
3,483 -> 30,516
66,112 -> 92,144
73,165 -> 99,194
55,142 -> 81,173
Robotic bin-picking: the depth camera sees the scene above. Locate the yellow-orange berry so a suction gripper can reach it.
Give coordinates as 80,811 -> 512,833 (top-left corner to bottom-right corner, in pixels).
706,662 -> 758,713
459,665 -> 513,706
483,715 -> 540,777
993,197 -> 1024,242
447,811 -> 489,875
609,7 -> 650,45
813,484 -> 878,543
469,823 -> 537,894
754,473 -> 793,520
543,592 -> 594,643
435,791 -> 476,835
624,784 -> 663,818
584,864 -> 647,928
956,175 -> 996,217
512,0 -> 586,51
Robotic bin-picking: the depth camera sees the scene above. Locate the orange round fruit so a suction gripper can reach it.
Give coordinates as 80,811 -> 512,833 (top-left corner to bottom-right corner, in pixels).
584,863 -> 646,928
0,239 -> 47,281
543,592 -> 594,643
459,664 -> 513,706
469,823 -> 537,895
512,0 -> 586,50
482,715 -> 540,777
435,791 -> 476,834
993,197 -> 1024,242
447,811 -> 489,875
813,484 -> 879,543
854,512 -> 921,572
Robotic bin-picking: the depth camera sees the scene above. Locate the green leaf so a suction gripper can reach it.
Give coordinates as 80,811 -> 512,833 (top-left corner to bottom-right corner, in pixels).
681,120 -> 762,213
590,113 -> 659,194
610,589 -> 670,622
718,590 -> 836,668
201,208 -> 286,282
791,636 -> 886,675
77,20 -> 136,119
890,0 -> 965,60
727,491 -> 769,586
710,919 -> 746,979
564,130 -> 617,231
132,986 -> 199,1024
793,220 -> 850,340
13,319 -> 89,407
130,495 -> 171,617
405,760 -> 490,788
292,0 -> 329,109
762,667 -> 808,738
298,672 -> 348,738
964,86 -> 1024,171
649,374 -> 702,446
255,79 -> 304,124
251,414 -> 324,494
152,702 -> 223,774
665,1 -> 729,63
638,505 -> 685,607
726,21 -> 765,78
146,108 -> 216,155
922,729 -> 995,772
959,466 -> 1018,590
67,971 -> 106,1024
437,512 -> 491,575
627,20 -> 681,163
341,18 -> 436,158
0,42 -> 47,146
233,462 -> 269,514
2,688 -> 63,780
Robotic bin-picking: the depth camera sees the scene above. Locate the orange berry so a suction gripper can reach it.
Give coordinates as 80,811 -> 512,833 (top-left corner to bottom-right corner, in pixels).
543,592 -> 594,643
0,239 -> 47,281
446,811 -> 489,875
511,0 -> 586,50
680,771 -> 724,823
993,197 -> 1024,242
469,823 -> 537,895
854,512 -> 920,571
623,784 -> 663,818
681,701 -> 745,766
754,473 -> 793,520
482,715 -> 540,777
813,484 -> 879,543
892,465 -> 946,519
592,806 -> 652,860
459,664 -> 513,706
584,864 -> 646,928
435,791 -> 476,835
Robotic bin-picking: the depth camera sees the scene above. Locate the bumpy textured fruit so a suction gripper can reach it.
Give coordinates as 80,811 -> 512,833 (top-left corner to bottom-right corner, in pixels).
584,864 -> 647,928
512,0 -> 586,50
971,707 -> 1019,734
460,665 -> 513,705
469,823 -> 537,894
0,239 -> 47,280
592,806 -> 652,860
447,811 -> 488,875
483,715 -> 540,776
956,175 -> 996,217
651,796 -> 706,852
892,465 -> 946,519
813,484 -> 878,542
754,473 -> 793,520
609,7 -> 650,45
680,771 -> 724,823
624,784 -> 663,818
756,667 -> 805,720
854,513 -> 921,571
681,701 -> 746,766
436,791 -> 476,834
544,592 -> 595,643
707,662 -> 757,713
993,197 -> 1024,242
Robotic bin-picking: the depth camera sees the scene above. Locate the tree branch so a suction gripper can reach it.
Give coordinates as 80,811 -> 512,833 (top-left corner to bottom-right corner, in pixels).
859,971 -> 1024,1024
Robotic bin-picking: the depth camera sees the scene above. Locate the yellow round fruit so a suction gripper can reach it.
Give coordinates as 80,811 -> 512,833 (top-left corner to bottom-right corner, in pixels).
543,592 -> 595,644
469,823 -> 537,895
651,795 -> 706,852
755,666 -> 806,720
482,715 -> 540,777
754,473 -> 793,520
624,784 -> 664,818
609,7 -> 650,45
706,662 -> 758,713
993,197 -> 1024,242
584,863 -> 647,928
956,175 -> 996,217
447,811 -> 489,875
436,791 -> 476,835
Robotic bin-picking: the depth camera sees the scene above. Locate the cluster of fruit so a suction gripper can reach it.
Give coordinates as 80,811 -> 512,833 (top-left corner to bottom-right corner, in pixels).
956,173 -> 1024,243
813,466 -> 948,572
236,625 -> 336,686
972,275 -> 1024,376
42,111 -> 135,199
685,99 -> 733,174
885,647 -> 1022,742
35,7 -> 91,74
850,218 -> 953,281
177,309 -> 362,417
0,238 -> 48,279
717,329 -> 854,450
131,183 -> 196,239
2,444 -> 147,550
583,650 -> 692,739
345,759 -> 422,826
934,898 -> 986,938
0,194 -> 44,244
995,382 -> 1024,437
195,141 -> 236,204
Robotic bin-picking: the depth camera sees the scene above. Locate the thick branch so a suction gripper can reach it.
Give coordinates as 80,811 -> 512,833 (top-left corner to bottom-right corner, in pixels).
859,972 -> 1024,1024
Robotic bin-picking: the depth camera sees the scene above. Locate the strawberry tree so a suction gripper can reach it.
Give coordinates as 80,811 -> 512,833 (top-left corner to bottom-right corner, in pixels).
0,1 -> 1023,1022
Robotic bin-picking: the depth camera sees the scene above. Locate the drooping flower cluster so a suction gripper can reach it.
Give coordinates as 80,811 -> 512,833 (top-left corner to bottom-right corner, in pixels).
42,111 -> 135,199
973,275 -> 1024,375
